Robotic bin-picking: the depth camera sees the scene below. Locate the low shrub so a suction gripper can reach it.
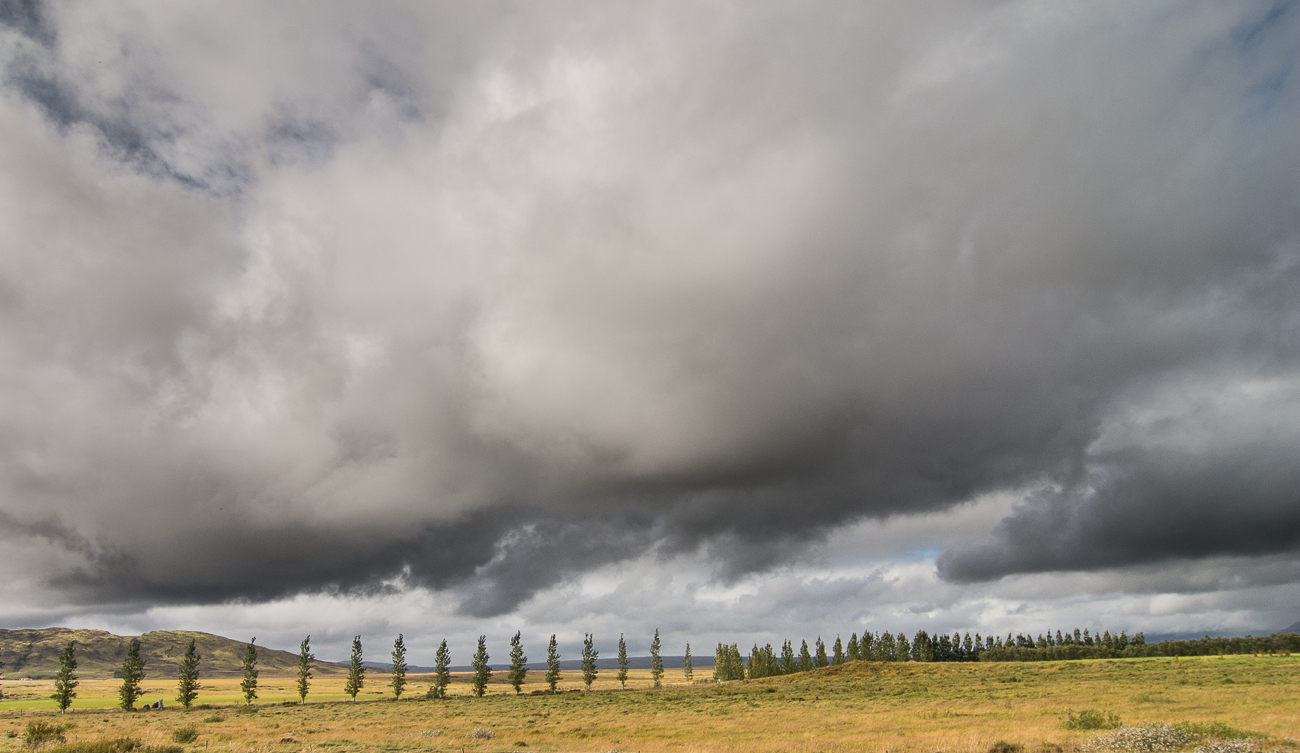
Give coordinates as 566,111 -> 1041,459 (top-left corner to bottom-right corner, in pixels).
199,717 -> 223,724
1063,709 -> 1122,731
1081,723 -> 1194,753
1193,743 -> 1257,753
469,728 -> 495,740
170,727 -> 198,744
234,706 -> 258,716
45,738 -> 183,753
989,742 -> 1023,753
1174,722 -> 1260,740
25,721 -> 68,747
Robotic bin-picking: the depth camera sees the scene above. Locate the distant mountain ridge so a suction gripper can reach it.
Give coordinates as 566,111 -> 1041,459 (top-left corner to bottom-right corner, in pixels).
0,628 -> 347,679
1285,621 -> 1300,634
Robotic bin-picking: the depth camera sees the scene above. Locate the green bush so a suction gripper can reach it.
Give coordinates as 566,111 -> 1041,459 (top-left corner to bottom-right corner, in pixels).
989,742 -> 1023,753
170,728 -> 198,744
1062,709 -> 1122,731
25,721 -> 67,747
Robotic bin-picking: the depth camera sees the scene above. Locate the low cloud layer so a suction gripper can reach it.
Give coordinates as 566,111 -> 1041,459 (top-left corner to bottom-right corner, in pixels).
1,1 -> 1299,625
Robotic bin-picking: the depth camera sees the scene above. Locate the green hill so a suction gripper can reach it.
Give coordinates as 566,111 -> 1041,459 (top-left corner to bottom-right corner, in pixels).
0,628 -> 346,679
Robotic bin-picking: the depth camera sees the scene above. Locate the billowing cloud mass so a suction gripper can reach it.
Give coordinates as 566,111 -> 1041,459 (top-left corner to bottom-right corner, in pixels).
1,1 -> 1299,650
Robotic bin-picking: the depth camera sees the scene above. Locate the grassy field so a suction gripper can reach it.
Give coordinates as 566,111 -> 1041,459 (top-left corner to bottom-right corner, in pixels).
1,656 -> 1296,753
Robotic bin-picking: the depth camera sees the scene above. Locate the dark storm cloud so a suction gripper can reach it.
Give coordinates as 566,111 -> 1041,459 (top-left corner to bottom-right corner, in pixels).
2,1 -> 1300,616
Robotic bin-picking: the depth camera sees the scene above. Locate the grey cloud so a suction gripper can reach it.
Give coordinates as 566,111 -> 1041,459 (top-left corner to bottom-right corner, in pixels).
1,1 -> 1300,618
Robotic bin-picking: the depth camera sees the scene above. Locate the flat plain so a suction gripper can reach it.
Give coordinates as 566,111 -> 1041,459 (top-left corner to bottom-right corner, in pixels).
1,656 -> 1296,753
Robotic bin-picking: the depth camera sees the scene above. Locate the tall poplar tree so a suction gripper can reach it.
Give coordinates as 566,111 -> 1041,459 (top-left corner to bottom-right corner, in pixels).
545,635 -> 561,692
580,633 -> 598,690
616,634 -> 629,689
650,629 -> 663,688
54,641 -> 78,713
427,639 -> 450,699
345,636 -> 365,701
391,634 -> 408,699
240,639 -> 259,704
119,639 -> 145,711
682,643 -> 693,683
176,638 -> 200,709
471,636 -> 491,697
508,632 -> 528,694
296,636 -> 313,704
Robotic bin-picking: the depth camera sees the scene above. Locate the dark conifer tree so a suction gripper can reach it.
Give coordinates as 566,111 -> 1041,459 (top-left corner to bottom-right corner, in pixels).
471,635 -> 491,697
545,635 -> 561,691
912,630 -> 933,662
877,632 -> 895,661
55,641 -> 78,713
650,629 -> 664,688
846,633 -> 860,661
240,638 -> 259,704
798,640 -> 813,672
832,636 -> 844,665
780,640 -> 796,674
508,631 -> 528,694
345,636 -> 365,701
177,638 -> 200,708
391,634 -> 408,699
814,637 -> 828,668
861,632 -> 875,660
683,642 -> 693,683
714,644 -> 744,680
427,639 -> 450,699
616,634 -> 629,689
119,639 -> 145,711
896,632 -> 911,661
296,636 -> 312,704
581,633 -> 599,690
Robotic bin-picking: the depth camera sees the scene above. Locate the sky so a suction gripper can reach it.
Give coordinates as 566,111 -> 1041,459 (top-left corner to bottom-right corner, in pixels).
1,0 -> 1299,666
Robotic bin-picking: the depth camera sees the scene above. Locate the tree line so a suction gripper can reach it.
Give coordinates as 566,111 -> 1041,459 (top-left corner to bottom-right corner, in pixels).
46,629 -> 690,712
713,629 -> 1300,680
42,627 -> 1300,711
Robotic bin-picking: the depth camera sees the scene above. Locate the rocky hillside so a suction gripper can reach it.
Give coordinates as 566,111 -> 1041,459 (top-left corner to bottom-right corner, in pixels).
0,628 -> 347,679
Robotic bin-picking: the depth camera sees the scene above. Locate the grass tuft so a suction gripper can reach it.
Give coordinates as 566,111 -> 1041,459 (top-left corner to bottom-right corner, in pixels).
1063,709 -> 1122,731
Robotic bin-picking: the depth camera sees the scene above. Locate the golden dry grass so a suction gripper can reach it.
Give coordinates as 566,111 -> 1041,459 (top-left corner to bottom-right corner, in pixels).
1,655 -> 1296,753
